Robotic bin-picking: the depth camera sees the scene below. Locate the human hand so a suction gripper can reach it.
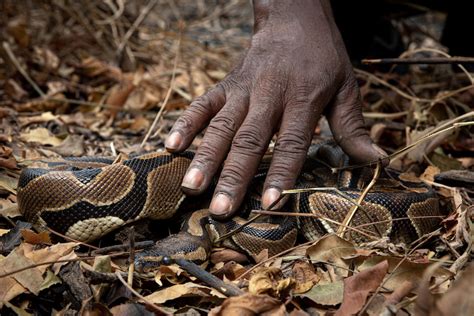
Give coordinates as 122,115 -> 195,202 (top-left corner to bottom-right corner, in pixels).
165,0 -> 386,219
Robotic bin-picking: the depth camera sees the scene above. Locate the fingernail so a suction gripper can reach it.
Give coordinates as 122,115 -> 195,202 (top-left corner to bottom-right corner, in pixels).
262,188 -> 282,210
210,193 -> 232,216
165,132 -> 182,151
182,168 -> 205,191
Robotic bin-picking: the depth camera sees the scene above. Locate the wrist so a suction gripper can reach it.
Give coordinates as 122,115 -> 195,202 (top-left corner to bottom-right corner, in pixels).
252,0 -> 336,33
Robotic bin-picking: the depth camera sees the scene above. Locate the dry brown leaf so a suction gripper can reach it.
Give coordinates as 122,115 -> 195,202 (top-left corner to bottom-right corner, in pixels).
6,16 -> 29,47
109,303 -> 154,316
0,173 -> 18,194
299,281 -> 344,306
209,293 -> 286,316
18,112 -> 58,127
357,256 -> 452,291
80,57 -> 122,79
335,260 -> 389,316
143,282 -> 225,304
105,80 -> 135,116
248,267 -> 295,298
20,127 -> 63,146
4,79 -> 27,100
292,260 -> 320,294
210,249 -> 249,265
20,229 -> 52,245
50,135 -> 85,157
32,47 -> 59,70
306,235 -> 357,277
0,248 -> 45,295
416,262 -> 474,316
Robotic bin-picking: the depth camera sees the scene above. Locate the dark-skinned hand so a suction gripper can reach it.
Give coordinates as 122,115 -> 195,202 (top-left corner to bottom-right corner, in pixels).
165,0 -> 387,219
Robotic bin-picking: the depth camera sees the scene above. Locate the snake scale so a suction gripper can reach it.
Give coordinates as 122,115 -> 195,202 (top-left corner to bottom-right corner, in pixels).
17,143 -> 442,268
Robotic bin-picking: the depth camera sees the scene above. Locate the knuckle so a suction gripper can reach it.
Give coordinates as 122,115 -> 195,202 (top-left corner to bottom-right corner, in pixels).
218,161 -> 249,192
207,114 -> 238,139
172,115 -> 194,134
274,129 -> 310,155
192,144 -> 219,169
232,125 -> 267,155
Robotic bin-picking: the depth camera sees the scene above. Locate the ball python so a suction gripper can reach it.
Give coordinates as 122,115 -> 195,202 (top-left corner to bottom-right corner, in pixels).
17,143 -> 442,268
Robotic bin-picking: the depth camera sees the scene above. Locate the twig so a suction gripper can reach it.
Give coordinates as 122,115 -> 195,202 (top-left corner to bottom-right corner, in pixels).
335,120 -> 474,171
237,239 -> 318,280
362,57 -> 474,65
2,42 -> 45,97
116,0 -> 159,57
140,24 -> 183,148
396,48 -> 474,84
175,258 -> 244,297
92,240 -> 155,255
115,271 -> 171,315
128,227 -> 136,286
214,193 -> 286,243
251,210 -> 378,240
357,230 -> 442,315
338,161 -> 382,238
0,252 -> 128,279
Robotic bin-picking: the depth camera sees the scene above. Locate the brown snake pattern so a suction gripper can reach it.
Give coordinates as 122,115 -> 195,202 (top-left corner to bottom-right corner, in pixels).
17,146 -> 443,266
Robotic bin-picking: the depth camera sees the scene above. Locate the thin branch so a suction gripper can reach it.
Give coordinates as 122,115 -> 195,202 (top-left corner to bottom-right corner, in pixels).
251,210 -> 378,240
236,239 -> 318,280
140,25 -> 183,147
338,161 -> 382,238
362,57 -> 474,65
175,258 -> 244,297
115,271 -> 171,315
0,252 -> 128,279
2,42 -> 45,97
116,0 -> 159,57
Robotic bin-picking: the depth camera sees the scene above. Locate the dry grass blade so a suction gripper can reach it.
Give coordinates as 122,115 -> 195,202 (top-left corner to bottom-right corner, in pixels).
115,271 -> 171,315
337,161 -> 382,238
140,26 -> 183,148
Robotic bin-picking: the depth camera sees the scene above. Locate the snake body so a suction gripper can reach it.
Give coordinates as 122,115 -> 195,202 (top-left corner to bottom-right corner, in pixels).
17,144 -> 442,267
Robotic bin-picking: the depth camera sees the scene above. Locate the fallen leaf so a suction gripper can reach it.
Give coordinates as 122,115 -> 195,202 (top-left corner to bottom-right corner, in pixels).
0,173 -> 18,194
299,281 -> 344,306
416,262 -> 473,316
292,260 -> 320,294
0,221 -> 32,255
39,269 -> 62,291
20,127 -> 63,146
335,260 -> 389,316
110,303 -> 155,316
306,235 -> 357,277
50,135 -> 85,156
21,229 -> 52,245
18,111 -> 58,127
248,267 -> 295,298
209,293 -> 286,316
144,282 -> 225,304
4,301 -> 33,316
357,256 -> 452,291
1,248 -> 45,295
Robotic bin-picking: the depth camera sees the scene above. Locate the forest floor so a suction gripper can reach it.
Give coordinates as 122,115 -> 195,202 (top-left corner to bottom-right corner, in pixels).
0,1 -> 472,315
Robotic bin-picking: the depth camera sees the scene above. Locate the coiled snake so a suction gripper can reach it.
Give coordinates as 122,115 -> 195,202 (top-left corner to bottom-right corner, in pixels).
17,143 -> 442,268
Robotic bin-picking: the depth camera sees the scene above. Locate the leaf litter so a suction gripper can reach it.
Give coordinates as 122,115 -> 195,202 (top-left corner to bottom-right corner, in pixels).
0,1 -> 472,315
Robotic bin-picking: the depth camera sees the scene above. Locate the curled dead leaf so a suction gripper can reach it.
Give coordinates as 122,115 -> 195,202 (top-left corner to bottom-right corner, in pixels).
20,128 -> 63,146
292,260 -> 319,294
335,260 -> 389,316
209,293 -> 286,316
306,235 -> 356,277
248,267 -> 295,298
